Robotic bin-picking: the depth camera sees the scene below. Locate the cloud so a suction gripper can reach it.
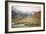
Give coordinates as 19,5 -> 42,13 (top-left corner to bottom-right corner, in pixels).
12,5 -> 41,14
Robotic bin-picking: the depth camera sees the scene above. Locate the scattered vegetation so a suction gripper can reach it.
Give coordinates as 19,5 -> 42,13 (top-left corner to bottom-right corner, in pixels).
12,11 -> 41,27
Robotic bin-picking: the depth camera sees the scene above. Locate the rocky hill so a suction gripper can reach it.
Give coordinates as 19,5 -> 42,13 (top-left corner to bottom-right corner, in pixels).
12,11 -> 41,27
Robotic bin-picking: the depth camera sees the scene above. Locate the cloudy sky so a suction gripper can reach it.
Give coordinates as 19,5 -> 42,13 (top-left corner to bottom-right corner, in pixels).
12,5 -> 41,14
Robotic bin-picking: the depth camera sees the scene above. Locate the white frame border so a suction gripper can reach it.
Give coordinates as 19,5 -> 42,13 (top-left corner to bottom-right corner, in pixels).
8,2 -> 44,32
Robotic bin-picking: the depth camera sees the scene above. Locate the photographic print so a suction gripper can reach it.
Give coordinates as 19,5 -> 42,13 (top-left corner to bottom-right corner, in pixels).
5,1 -> 45,33
12,5 -> 41,28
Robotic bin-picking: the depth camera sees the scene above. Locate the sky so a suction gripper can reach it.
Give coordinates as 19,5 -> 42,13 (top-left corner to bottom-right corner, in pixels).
12,5 -> 41,14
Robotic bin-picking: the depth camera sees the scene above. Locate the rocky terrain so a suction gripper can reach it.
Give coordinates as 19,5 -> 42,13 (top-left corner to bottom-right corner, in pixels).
12,10 -> 41,28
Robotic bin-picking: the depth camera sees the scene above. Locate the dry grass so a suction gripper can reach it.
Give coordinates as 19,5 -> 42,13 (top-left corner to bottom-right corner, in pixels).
12,11 -> 41,27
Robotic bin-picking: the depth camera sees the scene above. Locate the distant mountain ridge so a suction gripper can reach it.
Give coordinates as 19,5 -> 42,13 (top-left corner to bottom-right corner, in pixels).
12,10 -> 32,19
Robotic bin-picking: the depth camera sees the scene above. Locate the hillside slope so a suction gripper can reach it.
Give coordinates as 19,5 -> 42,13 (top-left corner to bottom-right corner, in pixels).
12,11 -> 41,27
